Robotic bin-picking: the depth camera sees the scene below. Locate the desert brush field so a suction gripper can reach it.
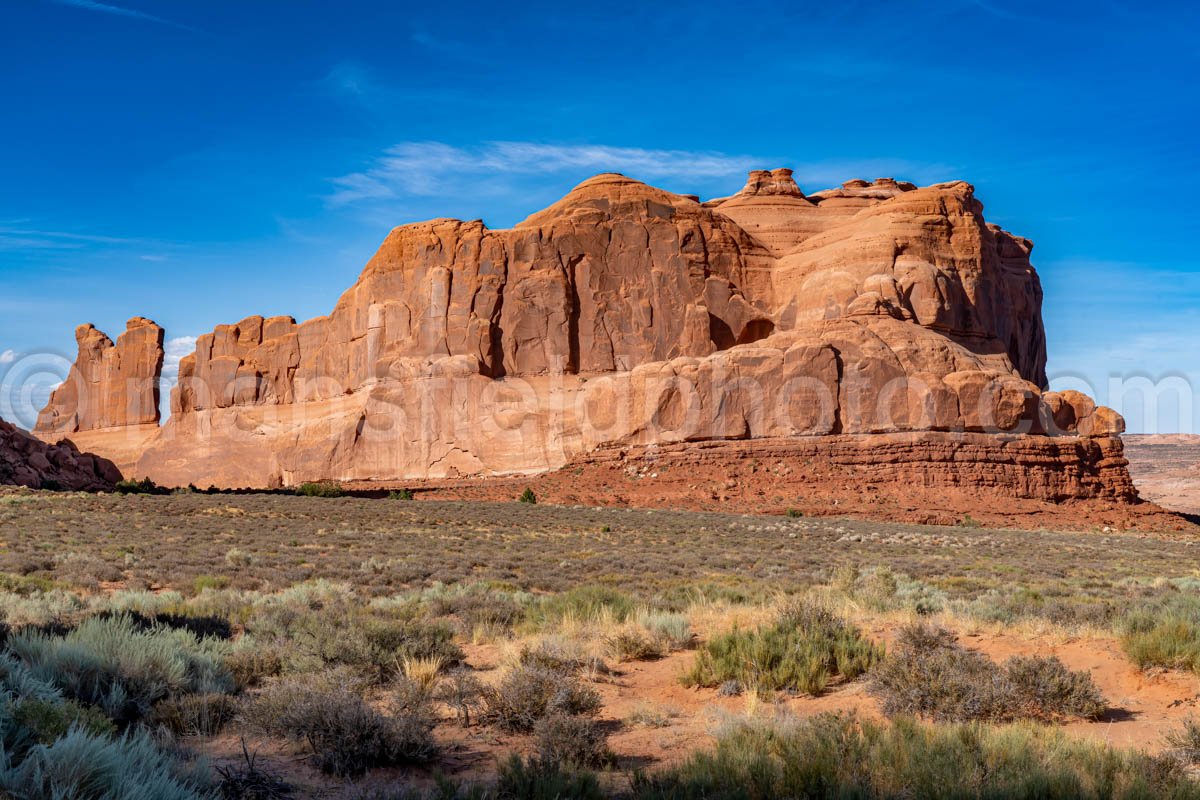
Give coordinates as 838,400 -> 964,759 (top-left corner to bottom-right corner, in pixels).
1,485 -> 1200,798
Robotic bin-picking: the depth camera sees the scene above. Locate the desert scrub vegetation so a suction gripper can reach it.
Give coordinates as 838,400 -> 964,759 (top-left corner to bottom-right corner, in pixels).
869,622 -> 1106,723
0,615 -> 224,798
630,712 -> 1199,800
683,600 -> 880,696
5,489 -> 1200,608
246,673 -> 436,776
293,480 -> 344,497
481,653 -> 602,732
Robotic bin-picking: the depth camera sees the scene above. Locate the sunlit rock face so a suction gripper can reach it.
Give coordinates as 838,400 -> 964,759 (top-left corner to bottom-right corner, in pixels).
34,169 -> 1131,500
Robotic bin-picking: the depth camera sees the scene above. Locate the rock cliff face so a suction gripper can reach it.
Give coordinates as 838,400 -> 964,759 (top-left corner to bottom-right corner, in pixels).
35,317 -> 164,434
35,169 -> 1134,500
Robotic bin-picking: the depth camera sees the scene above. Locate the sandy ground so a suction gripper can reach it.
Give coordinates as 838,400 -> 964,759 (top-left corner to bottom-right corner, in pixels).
1125,434 -> 1200,517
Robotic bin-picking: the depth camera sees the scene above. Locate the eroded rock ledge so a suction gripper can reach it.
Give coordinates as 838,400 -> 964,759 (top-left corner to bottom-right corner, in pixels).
33,169 -> 1135,503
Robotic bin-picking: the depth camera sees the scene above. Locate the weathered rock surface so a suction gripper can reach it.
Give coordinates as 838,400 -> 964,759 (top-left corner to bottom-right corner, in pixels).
36,169 -> 1134,501
36,317 -> 164,434
1,417 -> 120,490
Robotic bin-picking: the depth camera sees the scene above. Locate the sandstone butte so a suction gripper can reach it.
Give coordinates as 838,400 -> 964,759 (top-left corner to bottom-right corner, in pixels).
30,169 -> 1136,504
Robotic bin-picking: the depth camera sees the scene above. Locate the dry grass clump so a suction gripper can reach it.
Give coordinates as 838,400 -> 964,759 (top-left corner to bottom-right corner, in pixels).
870,622 -> 1105,723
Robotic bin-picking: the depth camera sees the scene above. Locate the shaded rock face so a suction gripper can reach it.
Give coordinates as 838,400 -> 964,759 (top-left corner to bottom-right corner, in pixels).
35,317 -> 164,434
1,417 -> 120,490
37,170 -> 1131,499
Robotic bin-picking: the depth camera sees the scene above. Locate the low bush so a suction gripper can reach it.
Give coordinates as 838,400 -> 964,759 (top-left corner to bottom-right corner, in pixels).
1122,615 -> 1200,672
1166,716 -> 1200,766
114,478 -> 166,495
0,728 -> 213,800
481,661 -> 602,732
605,628 -> 664,662
533,713 -> 612,769
435,667 -> 486,727
684,600 -> 880,696
529,585 -> 635,627
388,489 -> 414,501
247,677 -> 435,776
869,623 -> 1105,723
148,691 -> 240,737
519,488 -> 537,504
249,603 -> 462,684
639,611 -> 693,651
5,613 -> 233,724
493,754 -> 604,800
294,481 -> 344,498
630,712 -> 1195,799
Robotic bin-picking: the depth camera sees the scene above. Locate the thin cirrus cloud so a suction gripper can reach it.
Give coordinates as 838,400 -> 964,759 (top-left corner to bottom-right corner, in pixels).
47,0 -> 198,32
326,141 -> 950,208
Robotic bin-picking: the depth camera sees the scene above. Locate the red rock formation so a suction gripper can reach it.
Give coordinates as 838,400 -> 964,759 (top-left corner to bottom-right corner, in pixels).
1,417 -> 120,490
35,317 -> 164,433
38,170 -> 1134,500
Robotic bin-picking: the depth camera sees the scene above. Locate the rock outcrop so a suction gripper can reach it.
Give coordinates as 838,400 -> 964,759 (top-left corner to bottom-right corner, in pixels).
36,317 -> 164,433
33,317 -> 164,476
35,169 -> 1134,501
1,417 -> 119,490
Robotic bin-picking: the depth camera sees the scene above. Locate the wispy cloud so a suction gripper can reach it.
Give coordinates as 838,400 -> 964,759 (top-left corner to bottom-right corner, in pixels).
327,140 -> 953,210
0,350 -> 15,365
47,0 -> 197,31
328,141 -> 759,206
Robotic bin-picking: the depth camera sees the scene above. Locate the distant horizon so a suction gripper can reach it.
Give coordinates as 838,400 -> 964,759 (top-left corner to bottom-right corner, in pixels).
3,0 -> 1198,433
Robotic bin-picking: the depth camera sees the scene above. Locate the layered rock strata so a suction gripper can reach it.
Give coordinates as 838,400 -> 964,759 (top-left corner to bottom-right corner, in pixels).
35,169 -> 1133,500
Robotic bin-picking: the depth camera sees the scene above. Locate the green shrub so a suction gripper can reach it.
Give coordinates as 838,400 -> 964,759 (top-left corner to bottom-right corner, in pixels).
1122,616 -> 1200,672
388,489 -> 414,501
1167,716 -> 1200,765
251,603 -> 462,684
870,623 -> 1105,723
631,712 -> 1196,800
529,585 -> 635,627
639,612 -> 693,651
519,487 -> 537,504
294,481 -> 344,498
247,677 -> 435,776
10,696 -> 116,743
482,661 -> 601,732
0,728 -> 213,800
684,601 -> 880,696
423,583 -> 528,635
5,613 -> 233,724
114,478 -> 165,495
494,754 -> 604,800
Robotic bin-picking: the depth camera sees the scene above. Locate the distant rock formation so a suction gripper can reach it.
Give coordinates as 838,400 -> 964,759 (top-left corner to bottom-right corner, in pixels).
1,417 -> 119,490
34,169 -> 1133,500
33,317 -> 163,478
36,317 -> 164,433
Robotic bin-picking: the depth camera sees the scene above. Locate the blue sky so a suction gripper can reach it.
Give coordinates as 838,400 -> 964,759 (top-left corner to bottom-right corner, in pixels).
2,0 -> 1198,431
